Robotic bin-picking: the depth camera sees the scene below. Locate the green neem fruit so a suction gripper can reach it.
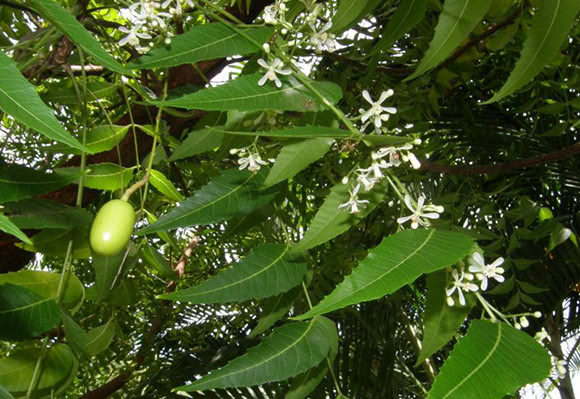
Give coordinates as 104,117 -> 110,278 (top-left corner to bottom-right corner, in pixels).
90,199 -> 136,256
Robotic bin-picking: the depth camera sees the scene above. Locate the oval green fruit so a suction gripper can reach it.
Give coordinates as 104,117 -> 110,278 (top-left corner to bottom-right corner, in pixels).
90,199 -> 136,256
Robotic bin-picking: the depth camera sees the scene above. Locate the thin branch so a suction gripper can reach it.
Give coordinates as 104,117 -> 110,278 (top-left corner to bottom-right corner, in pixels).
419,143 -> 580,175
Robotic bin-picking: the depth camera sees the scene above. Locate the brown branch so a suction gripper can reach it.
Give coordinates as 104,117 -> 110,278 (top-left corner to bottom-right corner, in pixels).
419,142 -> 580,175
79,372 -> 132,399
436,3 -> 528,72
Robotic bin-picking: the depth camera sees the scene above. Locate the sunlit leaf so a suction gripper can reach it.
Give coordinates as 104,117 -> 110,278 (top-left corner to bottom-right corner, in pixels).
138,168 -> 278,234
151,74 -> 342,112
371,0 -> 428,53
0,270 -> 84,311
176,317 -> 336,391
0,51 -> 87,151
130,23 -> 273,69
427,321 -> 551,399
41,81 -> 117,105
295,229 -> 474,319
149,169 -> 185,202
160,244 -> 307,303
0,284 -> 61,340
405,0 -> 491,80
330,0 -> 370,33
264,138 -> 333,188
57,163 -> 134,191
85,318 -> 116,357
0,213 -> 31,245
209,126 -> 353,139
485,0 -> 580,103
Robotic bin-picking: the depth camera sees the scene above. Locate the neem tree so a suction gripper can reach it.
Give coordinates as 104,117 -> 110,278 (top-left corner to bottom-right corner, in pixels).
0,0 -> 579,398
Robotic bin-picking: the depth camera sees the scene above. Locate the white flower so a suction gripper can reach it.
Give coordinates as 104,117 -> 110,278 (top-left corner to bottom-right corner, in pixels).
397,194 -> 444,229
338,184 -> 369,214
359,90 -> 397,132
263,4 -> 279,24
257,58 -> 292,88
119,25 -> 152,47
535,328 -> 550,344
309,22 -> 337,53
372,144 -> 421,169
446,268 -> 479,306
468,253 -> 505,291
356,168 -> 378,191
231,146 -> 271,172
519,316 -> 529,328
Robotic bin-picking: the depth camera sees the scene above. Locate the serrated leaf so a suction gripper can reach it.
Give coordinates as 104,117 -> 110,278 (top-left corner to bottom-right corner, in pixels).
177,317 -> 336,391
0,270 -> 84,311
85,318 -> 116,357
249,287 -> 301,338
160,244 -> 306,303
295,229 -> 474,319
427,321 -> 551,399
169,128 -> 223,161
285,317 -> 339,399
42,81 -> 117,105
372,0 -> 428,54
0,344 -> 77,398
0,51 -> 87,152
150,169 -> 185,202
138,168 -> 278,234
210,126 -> 353,139
330,0 -> 370,33
0,164 -> 78,204
0,284 -> 61,340
264,138 -> 333,188
485,0 -> 580,103
518,281 -> 549,294
129,23 -> 273,69
27,0 -> 127,74
57,162 -> 134,191
291,179 -> 388,253
151,74 -> 342,112
43,125 -> 130,155
0,213 -> 31,245
2,199 -> 93,229
405,0 -> 491,80
416,270 -> 473,366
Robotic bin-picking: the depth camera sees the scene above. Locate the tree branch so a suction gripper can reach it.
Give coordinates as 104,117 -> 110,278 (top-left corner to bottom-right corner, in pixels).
419,143 -> 580,175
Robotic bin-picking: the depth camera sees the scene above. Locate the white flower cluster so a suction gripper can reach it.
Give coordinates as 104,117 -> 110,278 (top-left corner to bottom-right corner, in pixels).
359,89 -> 397,133
446,253 -> 505,306
230,146 -> 273,172
397,194 -> 444,229
309,21 -> 336,53
118,0 -> 192,53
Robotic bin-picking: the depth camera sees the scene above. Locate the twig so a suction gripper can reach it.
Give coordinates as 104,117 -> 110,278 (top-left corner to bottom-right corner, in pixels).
419,142 -> 580,175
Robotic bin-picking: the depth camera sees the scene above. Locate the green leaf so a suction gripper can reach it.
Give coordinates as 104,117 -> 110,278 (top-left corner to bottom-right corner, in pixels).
484,0 -> 580,103
405,0 -> 491,80
138,168 -> 278,234
85,318 -> 116,357
0,213 -> 31,245
0,284 -> 61,340
249,287 -> 301,338
2,199 -> 93,229
27,0 -> 127,74
19,227 -> 92,259
43,125 -> 130,155
168,128 -> 223,161
209,126 -> 353,139
149,169 -> 185,202
151,74 -> 342,112
427,321 -> 551,399
0,385 -> 14,399
129,23 -> 273,69
362,135 -> 414,147
141,245 -> 176,280
291,179 -> 388,253
176,317 -> 336,391
57,163 -> 134,191
264,138 -> 333,188
371,0 -> 428,54
160,244 -> 307,303
41,81 -> 117,105
0,270 -> 84,311
0,344 -> 77,398
295,229 -> 474,319
62,311 -> 88,356
0,51 -> 87,152
0,164 -> 79,204
92,251 -> 126,302
415,270 -> 473,366
330,0 -> 370,33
